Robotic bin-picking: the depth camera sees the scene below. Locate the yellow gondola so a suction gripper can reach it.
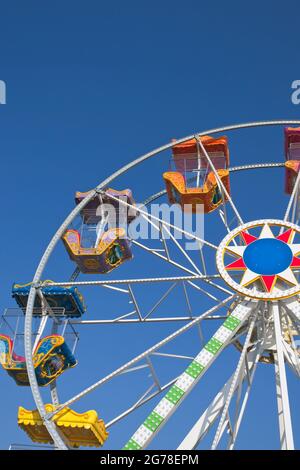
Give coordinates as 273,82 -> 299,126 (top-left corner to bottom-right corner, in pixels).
18,404 -> 108,448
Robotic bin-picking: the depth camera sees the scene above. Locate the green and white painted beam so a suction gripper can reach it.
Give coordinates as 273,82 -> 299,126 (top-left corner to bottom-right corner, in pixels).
123,299 -> 258,450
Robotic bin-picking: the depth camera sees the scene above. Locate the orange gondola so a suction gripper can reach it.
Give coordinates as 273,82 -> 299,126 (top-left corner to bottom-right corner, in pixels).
163,135 -> 230,213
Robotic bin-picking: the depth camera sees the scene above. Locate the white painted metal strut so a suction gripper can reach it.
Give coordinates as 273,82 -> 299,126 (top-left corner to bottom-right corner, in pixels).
272,302 -> 295,450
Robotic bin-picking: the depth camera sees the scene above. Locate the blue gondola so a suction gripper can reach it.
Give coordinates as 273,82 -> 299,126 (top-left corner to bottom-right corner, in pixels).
12,282 -> 86,318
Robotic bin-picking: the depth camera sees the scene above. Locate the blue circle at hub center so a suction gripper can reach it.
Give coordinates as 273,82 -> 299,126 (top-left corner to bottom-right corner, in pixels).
243,238 -> 292,275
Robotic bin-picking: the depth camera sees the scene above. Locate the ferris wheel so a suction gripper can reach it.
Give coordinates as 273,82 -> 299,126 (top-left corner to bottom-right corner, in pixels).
1,120 -> 300,450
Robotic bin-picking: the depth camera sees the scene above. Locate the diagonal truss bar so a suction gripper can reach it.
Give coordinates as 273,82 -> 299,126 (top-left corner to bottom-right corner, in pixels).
144,282 -> 178,320
102,285 -> 129,294
152,352 -> 194,360
187,280 -> 220,302
123,299 -> 258,450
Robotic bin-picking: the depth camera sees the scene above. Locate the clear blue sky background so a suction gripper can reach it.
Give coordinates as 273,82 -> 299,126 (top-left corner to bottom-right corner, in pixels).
0,0 -> 300,450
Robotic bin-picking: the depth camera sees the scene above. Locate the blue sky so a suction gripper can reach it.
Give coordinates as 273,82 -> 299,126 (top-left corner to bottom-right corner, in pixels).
0,0 -> 300,450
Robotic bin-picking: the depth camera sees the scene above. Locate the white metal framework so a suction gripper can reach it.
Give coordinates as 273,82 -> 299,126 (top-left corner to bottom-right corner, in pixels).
20,120 -> 300,450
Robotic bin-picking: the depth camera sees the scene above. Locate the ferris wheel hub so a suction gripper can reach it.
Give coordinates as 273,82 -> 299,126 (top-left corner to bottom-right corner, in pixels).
216,219 -> 300,300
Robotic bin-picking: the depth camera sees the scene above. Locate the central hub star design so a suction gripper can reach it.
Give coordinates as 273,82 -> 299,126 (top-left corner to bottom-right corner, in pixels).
225,224 -> 300,292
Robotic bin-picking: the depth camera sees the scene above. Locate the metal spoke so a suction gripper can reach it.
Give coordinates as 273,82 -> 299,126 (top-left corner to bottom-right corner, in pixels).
70,316 -> 227,325
152,352 -> 194,361
43,274 -> 221,287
